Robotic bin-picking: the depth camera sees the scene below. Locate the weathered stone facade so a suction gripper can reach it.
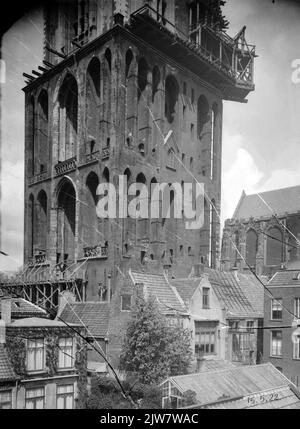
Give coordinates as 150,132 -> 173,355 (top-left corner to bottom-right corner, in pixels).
21,1 -> 255,364
221,188 -> 300,278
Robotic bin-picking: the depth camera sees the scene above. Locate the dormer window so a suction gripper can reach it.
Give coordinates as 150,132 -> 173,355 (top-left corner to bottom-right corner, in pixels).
202,287 -> 210,309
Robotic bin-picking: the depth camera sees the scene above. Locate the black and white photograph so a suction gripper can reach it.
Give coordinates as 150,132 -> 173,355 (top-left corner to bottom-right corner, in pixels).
1,0 -> 300,414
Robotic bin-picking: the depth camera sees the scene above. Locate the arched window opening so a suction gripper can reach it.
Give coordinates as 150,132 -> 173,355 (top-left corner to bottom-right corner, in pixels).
136,173 -> 148,239
58,75 -> 78,161
84,172 -> 99,248
57,180 -> 76,264
28,97 -> 35,177
165,75 -> 179,124
37,190 -> 48,253
86,172 -> 99,205
138,143 -> 145,156
266,227 -> 283,266
138,58 -> 148,99
197,95 -> 209,138
126,49 -> 133,78
86,58 -> 100,153
37,90 -> 48,174
210,103 -> 218,180
102,167 -> 110,184
152,66 -> 161,102
28,194 -> 34,258
233,230 -> 240,268
167,148 -> 176,170
105,48 -> 112,71
246,229 -> 258,268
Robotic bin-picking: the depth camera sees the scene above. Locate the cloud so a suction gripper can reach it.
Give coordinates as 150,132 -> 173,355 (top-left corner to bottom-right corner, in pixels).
0,160 -> 24,272
221,132 -> 264,222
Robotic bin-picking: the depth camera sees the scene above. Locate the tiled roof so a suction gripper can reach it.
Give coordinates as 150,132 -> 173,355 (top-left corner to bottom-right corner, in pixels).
167,363 -> 299,408
237,273 -> 265,317
0,298 -> 48,319
59,302 -> 110,338
268,270 -> 300,287
0,344 -> 16,382
204,268 -> 260,319
170,279 -> 201,304
232,186 -> 300,220
130,271 -> 186,313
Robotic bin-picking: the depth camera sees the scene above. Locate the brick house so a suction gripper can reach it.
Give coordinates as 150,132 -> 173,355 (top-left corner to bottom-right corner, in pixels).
263,269 -> 300,389
60,266 -> 263,370
0,297 -> 88,409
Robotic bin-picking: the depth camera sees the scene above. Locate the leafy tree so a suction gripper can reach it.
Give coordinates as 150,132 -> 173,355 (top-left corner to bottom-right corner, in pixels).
119,297 -> 192,385
85,375 -> 162,409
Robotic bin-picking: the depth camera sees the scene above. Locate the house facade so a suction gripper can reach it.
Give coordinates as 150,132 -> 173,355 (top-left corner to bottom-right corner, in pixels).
263,269 -> 300,389
0,297 -> 88,409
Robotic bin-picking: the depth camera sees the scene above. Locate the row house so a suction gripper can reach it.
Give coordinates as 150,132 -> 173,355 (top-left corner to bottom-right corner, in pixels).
60,265 -> 263,370
0,297 -> 87,409
263,269 -> 300,388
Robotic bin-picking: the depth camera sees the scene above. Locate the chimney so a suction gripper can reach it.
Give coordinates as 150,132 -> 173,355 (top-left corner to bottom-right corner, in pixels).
1,297 -> 12,325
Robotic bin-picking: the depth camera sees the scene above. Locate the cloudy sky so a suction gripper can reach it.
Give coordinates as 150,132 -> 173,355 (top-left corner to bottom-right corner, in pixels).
1,0 -> 300,272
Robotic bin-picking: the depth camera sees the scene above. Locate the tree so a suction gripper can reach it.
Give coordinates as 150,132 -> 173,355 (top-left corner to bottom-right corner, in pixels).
85,375 -> 162,409
119,296 -> 192,385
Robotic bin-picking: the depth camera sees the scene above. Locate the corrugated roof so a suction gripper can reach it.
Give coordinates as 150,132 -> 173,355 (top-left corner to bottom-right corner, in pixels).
233,186 -> 300,220
130,271 -> 186,313
268,270 -> 300,287
200,386 -> 300,409
170,279 -> 201,303
59,302 -> 110,338
168,363 -> 297,407
204,268 -> 260,319
0,344 -> 17,382
0,298 -> 48,319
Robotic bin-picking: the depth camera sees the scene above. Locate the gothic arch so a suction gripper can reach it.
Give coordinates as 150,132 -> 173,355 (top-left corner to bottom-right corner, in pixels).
58,74 -> 78,161
246,228 -> 258,268
266,226 -> 283,266
86,57 -> 101,154
56,177 -> 77,263
165,75 -> 179,124
197,95 -> 209,138
36,190 -> 48,252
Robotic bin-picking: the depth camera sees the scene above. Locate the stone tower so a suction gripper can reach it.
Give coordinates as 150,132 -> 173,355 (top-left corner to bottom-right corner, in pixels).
20,0 -> 255,307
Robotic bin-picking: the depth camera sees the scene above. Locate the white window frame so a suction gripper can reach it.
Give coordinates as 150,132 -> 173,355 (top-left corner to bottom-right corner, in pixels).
58,337 -> 75,370
56,384 -> 74,409
293,335 -> 300,360
270,330 -> 282,357
271,299 -> 283,321
294,298 -> 300,319
26,338 -> 45,373
0,390 -> 12,409
25,387 -> 45,409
